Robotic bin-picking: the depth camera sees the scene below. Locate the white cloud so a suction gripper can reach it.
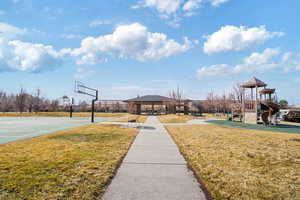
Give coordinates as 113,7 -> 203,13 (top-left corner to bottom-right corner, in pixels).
0,22 -> 27,39
196,48 -> 281,79
234,48 -> 280,73
0,23 -> 64,73
133,0 -> 182,16
89,20 -> 111,27
196,64 -> 231,79
204,25 -> 284,54
132,0 -> 229,26
3,40 -> 63,72
210,0 -> 229,7
281,52 -> 300,71
183,0 -> 203,16
71,23 -> 194,65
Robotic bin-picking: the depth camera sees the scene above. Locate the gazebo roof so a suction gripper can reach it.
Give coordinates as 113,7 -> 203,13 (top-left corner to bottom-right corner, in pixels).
241,77 -> 267,88
124,95 -> 173,102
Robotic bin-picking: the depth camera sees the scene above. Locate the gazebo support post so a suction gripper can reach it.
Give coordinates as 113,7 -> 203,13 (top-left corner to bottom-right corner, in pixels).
151,104 -> 154,115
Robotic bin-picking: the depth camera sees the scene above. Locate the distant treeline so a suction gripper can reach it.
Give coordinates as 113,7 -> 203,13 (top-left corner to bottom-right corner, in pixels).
0,88 -> 62,112
0,88 -> 128,113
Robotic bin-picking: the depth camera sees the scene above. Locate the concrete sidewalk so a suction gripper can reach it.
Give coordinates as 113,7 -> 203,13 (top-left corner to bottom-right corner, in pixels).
102,116 -> 206,200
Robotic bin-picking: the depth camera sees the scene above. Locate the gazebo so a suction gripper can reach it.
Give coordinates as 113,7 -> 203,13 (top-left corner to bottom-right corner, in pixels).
124,95 -> 174,115
124,95 -> 191,115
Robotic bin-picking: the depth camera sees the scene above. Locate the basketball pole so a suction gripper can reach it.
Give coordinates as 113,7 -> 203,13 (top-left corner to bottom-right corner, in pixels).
91,90 -> 98,123
70,98 -> 74,118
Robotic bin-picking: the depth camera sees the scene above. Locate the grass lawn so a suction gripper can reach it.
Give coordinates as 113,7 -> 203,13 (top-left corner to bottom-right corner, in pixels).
207,120 -> 300,134
157,114 -> 194,123
0,112 -> 127,118
0,124 -> 138,200
166,124 -> 300,200
110,114 -> 148,123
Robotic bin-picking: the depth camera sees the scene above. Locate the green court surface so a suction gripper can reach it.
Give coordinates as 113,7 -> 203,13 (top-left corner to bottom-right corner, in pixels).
0,117 -> 113,144
206,120 -> 300,134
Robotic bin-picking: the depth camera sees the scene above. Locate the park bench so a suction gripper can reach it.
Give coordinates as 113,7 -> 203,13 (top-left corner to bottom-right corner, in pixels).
127,116 -> 141,128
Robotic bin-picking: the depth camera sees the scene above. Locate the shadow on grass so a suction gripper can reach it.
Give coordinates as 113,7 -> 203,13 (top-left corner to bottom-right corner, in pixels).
49,133 -> 122,142
137,126 -> 156,130
206,120 -> 300,134
121,125 -> 156,130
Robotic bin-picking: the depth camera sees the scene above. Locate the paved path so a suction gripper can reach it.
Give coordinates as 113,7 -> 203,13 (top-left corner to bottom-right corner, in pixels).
102,116 -> 206,200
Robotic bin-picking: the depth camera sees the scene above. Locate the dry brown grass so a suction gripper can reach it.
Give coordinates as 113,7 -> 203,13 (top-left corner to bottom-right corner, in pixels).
166,124 -> 300,200
157,114 -> 194,123
0,112 -> 127,118
0,124 -> 138,200
110,114 -> 148,123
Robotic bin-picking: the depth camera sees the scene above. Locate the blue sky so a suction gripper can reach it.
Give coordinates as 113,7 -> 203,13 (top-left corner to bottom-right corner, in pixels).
0,0 -> 299,104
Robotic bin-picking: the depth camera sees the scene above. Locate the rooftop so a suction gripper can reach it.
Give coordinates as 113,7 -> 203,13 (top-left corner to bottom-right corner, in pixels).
241,77 -> 267,88
124,95 -> 174,102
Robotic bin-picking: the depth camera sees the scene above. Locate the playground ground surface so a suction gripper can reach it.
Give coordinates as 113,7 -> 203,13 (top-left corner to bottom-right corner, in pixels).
166,124 -> 300,200
207,120 -> 300,134
0,124 -> 138,200
0,117 -> 114,144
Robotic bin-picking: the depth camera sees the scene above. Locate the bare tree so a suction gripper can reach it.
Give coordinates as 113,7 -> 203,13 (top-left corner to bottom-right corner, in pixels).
204,91 -> 215,113
169,86 -> 184,114
115,102 -> 120,112
232,83 -> 243,103
79,101 -> 89,112
15,87 -> 28,113
33,88 -> 42,112
49,100 -> 59,112
27,95 -> 34,112
169,86 -> 183,103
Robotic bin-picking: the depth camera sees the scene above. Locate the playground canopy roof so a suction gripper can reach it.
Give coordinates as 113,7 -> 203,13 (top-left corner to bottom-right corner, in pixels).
259,88 -> 276,94
241,77 -> 267,88
124,95 -> 173,103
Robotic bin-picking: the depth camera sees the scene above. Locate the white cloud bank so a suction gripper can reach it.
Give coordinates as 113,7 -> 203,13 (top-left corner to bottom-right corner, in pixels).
132,0 -> 230,26
0,22 -> 64,73
71,22 -> 194,65
197,48 -> 280,79
204,25 -> 284,54
197,48 -> 300,79
0,22 -> 194,75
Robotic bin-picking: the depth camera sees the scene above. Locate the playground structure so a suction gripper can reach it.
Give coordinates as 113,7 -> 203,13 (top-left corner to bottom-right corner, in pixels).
231,77 -> 280,125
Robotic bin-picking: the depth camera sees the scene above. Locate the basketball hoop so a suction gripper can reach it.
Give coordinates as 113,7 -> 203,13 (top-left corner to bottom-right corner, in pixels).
74,81 -> 98,123
61,95 -> 74,118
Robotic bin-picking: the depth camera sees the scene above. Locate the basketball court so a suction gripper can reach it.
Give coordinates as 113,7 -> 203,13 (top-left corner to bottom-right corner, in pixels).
0,117 -> 113,144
